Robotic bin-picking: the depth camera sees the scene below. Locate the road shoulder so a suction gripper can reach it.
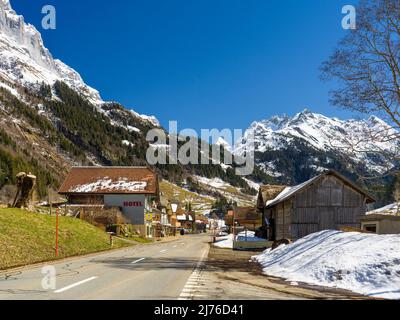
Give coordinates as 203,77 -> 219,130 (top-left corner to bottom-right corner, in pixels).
199,245 -> 373,300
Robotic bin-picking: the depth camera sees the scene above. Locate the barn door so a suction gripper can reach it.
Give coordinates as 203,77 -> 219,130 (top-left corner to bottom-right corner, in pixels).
319,207 -> 335,230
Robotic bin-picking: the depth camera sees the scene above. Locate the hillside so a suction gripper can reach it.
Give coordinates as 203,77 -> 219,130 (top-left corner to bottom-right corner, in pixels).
159,178 -> 256,215
0,207 -> 129,270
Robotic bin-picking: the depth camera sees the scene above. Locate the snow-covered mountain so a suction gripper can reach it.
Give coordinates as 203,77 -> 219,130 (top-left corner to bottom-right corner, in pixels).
234,109 -> 400,180
0,0 -> 159,126
0,0 -> 102,104
0,0 -> 258,204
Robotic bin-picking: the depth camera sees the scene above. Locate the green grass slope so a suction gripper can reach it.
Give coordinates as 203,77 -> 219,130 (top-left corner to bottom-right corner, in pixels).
0,208 -> 130,270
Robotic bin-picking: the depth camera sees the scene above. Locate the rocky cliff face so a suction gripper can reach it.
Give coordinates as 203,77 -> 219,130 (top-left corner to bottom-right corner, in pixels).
0,0 -> 103,105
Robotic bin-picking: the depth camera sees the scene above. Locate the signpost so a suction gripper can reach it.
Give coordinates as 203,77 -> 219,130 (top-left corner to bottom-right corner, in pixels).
55,208 -> 59,257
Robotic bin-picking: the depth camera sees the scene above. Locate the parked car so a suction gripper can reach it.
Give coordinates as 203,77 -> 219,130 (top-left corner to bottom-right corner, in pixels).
177,228 -> 191,235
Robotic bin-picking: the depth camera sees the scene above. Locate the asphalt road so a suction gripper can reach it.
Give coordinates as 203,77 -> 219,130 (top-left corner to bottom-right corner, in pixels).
0,234 -> 209,300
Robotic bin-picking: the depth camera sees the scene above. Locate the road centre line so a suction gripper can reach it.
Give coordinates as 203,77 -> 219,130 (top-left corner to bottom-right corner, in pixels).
54,277 -> 98,294
131,258 -> 146,264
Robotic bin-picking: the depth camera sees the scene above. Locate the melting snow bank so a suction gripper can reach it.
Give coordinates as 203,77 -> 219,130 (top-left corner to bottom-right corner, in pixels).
214,234 -> 234,249
253,230 -> 400,299
214,231 -> 265,249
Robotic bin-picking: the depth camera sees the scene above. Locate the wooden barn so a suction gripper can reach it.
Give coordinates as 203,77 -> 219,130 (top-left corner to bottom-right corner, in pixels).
260,170 -> 375,241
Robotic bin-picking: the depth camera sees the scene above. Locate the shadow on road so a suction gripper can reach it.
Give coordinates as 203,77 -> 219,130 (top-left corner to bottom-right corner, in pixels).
90,257 -> 200,271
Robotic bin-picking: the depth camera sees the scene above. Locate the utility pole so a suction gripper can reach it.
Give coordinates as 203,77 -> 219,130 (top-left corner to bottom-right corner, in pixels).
55,208 -> 59,257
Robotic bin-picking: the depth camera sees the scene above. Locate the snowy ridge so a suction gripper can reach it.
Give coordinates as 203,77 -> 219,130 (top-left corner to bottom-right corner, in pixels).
234,109 -> 400,175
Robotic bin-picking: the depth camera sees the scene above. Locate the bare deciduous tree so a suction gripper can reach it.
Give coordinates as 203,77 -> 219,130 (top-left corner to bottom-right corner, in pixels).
321,0 -> 400,180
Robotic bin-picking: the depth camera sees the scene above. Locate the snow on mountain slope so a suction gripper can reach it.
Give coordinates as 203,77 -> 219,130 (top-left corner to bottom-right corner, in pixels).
216,137 -> 233,153
234,109 -> 400,175
0,0 -> 102,105
193,175 -> 256,206
0,0 -> 159,126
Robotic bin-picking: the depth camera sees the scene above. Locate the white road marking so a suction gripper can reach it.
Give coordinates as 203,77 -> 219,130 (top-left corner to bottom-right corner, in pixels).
160,250 -> 167,253
179,248 -> 208,300
54,277 -> 98,294
131,258 -> 146,264
173,245 -> 177,248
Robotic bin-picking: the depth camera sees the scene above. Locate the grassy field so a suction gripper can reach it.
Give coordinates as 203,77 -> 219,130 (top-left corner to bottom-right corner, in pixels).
0,208 -> 131,270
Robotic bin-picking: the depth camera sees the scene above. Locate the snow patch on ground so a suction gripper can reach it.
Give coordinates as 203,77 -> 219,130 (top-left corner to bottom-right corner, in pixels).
195,176 -> 227,189
122,140 -> 134,147
253,230 -> 400,299
213,231 -> 265,249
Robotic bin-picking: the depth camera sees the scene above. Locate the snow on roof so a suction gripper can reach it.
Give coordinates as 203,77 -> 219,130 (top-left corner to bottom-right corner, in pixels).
367,203 -> 400,216
254,230 -> 400,299
266,175 -> 320,207
71,178 -> 147,193
59,167 -> 157,195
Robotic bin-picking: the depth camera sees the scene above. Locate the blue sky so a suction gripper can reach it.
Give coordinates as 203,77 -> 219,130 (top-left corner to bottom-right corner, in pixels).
12,0 -> 357,132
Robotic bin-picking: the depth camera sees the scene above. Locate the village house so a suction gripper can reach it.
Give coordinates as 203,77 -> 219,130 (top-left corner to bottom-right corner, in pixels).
194,214 -> 208,232
360,203 -> 400,234
225,207 -> 263,232
258,170 -> 375,241
58,166 -> 161,238
360,214 -> 400,234
176,211 -> 195,231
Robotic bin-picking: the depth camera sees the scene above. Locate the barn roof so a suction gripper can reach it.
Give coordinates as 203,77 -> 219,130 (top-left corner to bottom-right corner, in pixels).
59,167 -> 158,195
265,170 -> 375,209
259,185 -> 288,203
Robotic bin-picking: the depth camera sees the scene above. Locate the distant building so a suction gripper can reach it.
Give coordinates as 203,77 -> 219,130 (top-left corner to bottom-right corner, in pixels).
256,185 -> 288,238
225,207 -> 262,230
259,170 -> 375,241
361,203 -> 400,234
59,167 -> 160,238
